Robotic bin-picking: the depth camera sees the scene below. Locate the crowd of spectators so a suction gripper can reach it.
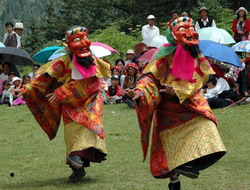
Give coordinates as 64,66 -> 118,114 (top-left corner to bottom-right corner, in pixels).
1,6 -> 250,110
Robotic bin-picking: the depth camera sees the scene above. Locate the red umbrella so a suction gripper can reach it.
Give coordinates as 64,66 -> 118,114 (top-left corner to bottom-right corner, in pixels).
135,43 -> 148,58
137,48 -> 158,62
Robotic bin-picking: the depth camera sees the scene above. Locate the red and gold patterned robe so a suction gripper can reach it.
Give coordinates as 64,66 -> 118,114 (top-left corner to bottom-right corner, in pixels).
135,54 -> 226,178
23,54 -> 110,163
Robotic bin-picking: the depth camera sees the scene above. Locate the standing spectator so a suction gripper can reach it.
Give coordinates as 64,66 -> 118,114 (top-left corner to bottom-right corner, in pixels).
14,22 -> 24,48
195,7 -> 216,31
181,12 -> 189,17
4,22 -> 24,48
124,49 -> 137,66
0,62 -> 11,81
142,15 -> 160,40
167,11 -> 179,27
232,7 -> 250,42
3,22 -> 14,45
28,64 -> 41,79
0,80 -> 13,107
106,75 -> 123,104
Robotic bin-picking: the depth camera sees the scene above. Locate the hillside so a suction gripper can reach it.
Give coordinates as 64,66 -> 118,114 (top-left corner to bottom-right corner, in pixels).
0,0 -> 61,41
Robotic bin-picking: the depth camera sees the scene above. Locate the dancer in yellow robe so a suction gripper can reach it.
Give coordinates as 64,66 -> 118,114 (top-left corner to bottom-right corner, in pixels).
128,17 -> 226,190
22,26 -> 110,183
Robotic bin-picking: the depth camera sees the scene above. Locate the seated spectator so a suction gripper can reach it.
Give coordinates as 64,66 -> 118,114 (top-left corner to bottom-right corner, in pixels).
205,74 -> 231,109
111,66 -> 125,88
0,80 -> 13,107
137,60 -> 147,76
12,75 -> 31,106
10,76 -> 22,99
8,72 -> 16,82
0,62 -> 11,81
124,49 -> 137,66
204,78 -> 217,99
115,59 -> 125,73
195,7 -> 216,31
236,58 -> 250,97
123,62 -> 139,108
28,64 -> 40,79
232,7 -> 250,42
142,15 -> 160,40
106,75 -> 123,104
3,22 -> 14,45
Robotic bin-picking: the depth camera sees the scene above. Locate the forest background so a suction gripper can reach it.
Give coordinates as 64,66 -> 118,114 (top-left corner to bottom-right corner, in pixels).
0,0 -> 249,63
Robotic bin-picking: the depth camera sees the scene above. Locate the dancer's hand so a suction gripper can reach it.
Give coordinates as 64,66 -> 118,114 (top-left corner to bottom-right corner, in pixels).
46,93 -> 57,104
159,84 -> 175,95
127,89 -> 142,100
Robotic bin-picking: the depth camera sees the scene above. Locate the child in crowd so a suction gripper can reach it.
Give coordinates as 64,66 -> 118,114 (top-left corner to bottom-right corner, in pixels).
10,76 -> 22,99
111,66 -> 125,88
0,80 -> 13,107
106,75 -> 123,104
12,75 -> 31,106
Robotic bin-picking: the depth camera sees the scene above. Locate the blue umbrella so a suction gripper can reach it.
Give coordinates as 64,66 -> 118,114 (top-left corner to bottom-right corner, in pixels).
0,42 -> 5,47
32,46 -> 64,63
231,40 -> 250,52
199,40 -> 242,68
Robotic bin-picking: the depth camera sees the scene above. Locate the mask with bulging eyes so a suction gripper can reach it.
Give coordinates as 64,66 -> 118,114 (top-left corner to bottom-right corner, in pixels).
171,22 -> 199,46
67,29 -> 92,58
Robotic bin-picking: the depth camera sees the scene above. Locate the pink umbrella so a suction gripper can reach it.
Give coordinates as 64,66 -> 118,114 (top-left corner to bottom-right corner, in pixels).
91,42 -> 118,57
137,48 -> 158,62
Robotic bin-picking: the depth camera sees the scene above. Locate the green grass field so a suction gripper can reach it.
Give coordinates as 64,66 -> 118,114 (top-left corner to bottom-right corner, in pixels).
0,103 -> 249,190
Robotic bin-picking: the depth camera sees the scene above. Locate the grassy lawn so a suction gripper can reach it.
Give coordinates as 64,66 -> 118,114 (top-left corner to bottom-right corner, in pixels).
0,103 -> 249,190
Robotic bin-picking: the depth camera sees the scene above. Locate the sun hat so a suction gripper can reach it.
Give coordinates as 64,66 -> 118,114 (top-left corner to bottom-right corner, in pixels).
12,76 -> 21,83
236,7 -> 248,15
198,7 -> 209,14
14,22 -> 24,30
126,49 -> 135,55
147,15 -> 156,20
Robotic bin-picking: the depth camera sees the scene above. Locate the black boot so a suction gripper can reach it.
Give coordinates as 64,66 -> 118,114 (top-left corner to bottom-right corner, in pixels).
68,167 -> 86,183
168,174 -> 181,190
67,156 -> 84,169
174,165 -> 199,179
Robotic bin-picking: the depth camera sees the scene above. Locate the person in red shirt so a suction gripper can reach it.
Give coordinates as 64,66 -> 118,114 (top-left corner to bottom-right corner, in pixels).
106,75 -> 123,104
232,7 -> 250,42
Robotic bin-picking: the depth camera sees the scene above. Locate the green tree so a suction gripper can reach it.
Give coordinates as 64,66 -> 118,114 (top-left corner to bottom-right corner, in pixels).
24,16 -> 46,55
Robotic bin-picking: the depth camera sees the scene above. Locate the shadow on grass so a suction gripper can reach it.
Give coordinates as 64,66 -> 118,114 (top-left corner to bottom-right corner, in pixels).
2,176 -> 97,189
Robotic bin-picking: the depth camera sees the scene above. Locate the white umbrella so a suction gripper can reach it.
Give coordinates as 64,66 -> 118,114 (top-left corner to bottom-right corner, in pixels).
48,42 -> 118,61
142,35 -> 168,48
198,27 -> 235,45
